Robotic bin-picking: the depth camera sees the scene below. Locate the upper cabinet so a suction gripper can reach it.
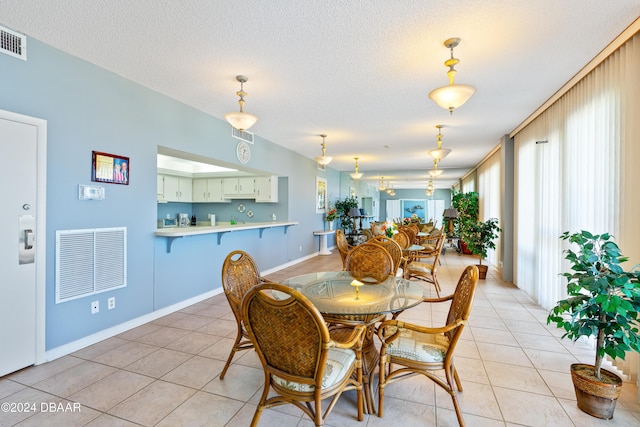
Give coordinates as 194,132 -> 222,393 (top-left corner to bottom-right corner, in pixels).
223,177 -> 255,198
192,178 -> 229,203
254,176 -> 278,203
160,174 -> 278,203
158,174 -> 192,202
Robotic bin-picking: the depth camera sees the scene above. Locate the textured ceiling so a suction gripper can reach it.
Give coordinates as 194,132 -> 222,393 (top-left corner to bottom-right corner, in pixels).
2,1 -> 639,189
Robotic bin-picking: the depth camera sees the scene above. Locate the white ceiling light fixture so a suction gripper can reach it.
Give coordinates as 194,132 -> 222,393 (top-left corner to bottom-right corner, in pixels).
378,176 -> 386,191
429,38 -> 476,115
429,159 -> 444,177
429,125 -> 451,160
314,134 -> 333,165
224,75 -> 258,131
350,157 -> 363,179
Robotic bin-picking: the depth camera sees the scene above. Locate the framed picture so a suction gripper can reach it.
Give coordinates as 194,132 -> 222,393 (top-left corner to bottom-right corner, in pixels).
316,177 -> 327,213
92,151 -> 129,185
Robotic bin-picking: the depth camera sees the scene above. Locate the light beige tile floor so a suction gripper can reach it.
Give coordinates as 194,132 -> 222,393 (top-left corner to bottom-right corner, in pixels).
1,250 -> 639,426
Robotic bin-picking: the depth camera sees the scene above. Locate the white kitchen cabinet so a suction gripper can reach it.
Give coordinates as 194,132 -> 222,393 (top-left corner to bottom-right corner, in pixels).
254,176 -> 278,202
160,174 -> 192,202
192,178 -> 229,203
223,177 -> 255,198
157,175 -> 165,201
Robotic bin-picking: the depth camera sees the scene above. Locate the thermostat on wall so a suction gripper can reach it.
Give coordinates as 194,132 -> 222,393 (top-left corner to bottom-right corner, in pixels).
79,184 -> 105,200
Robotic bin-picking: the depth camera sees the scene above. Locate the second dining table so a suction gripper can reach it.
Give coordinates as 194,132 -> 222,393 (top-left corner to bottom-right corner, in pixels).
279,270 -> 429,414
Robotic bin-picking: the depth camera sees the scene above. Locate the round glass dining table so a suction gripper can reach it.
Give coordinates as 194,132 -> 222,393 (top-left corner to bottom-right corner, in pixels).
279,271 -> 429,414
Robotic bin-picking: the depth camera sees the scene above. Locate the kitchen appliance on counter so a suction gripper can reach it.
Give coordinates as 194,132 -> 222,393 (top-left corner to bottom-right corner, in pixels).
178,213 -> 190,227
157,218 -> 178,228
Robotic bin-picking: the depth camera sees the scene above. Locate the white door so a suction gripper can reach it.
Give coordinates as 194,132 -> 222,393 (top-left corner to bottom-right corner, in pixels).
0,115 -> 43,376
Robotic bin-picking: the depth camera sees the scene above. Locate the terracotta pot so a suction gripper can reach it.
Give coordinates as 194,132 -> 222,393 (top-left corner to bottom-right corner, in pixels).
459,240 -> 472,255
476,264 -> 488,279
570,363 -> 623,419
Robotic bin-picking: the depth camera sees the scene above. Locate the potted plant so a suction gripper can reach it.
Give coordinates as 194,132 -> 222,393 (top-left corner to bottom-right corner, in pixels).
325,207 -> 338,230
547,230 -> 640,419
462,217 -> 501,279
451,190 -> 478,254
334,196 -> 359,235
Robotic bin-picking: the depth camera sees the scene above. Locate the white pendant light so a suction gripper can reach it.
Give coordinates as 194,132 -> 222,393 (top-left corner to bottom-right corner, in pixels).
314,134 -> 333,165
224,75 -> 258,131
350,157 -> 363,179
429,159 -> 444,177
429,38 -> 476,115
428,125 -> 451,160
378,176 -> 386,191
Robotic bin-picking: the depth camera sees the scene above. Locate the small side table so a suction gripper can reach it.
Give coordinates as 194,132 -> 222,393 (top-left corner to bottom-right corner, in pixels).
313,230 -> 335,255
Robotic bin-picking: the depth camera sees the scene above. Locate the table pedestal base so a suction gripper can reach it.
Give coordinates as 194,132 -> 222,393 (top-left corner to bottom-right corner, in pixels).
313,230 -> 335,255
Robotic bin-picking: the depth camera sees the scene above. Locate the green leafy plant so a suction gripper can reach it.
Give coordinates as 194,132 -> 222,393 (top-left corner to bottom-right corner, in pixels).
463,218 -> 501,266
547,231 -> 640,381
451,190 -> 478,238
334,196 -> 359,234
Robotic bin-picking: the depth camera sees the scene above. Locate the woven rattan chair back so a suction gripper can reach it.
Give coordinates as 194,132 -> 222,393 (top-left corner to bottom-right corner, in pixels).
336,229 -> 353,269
399,225 -> 418,245
361,228 -> 374,241
345,242 -> 394,283
445,265 -> 479,342
368,236 -> 404,276
392,230 -> 410,249
219,250 -> 263,379
242,282 -> 363,426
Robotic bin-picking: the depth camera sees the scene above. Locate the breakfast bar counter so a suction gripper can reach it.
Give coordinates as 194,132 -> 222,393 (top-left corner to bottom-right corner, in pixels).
155,221 -> 298,252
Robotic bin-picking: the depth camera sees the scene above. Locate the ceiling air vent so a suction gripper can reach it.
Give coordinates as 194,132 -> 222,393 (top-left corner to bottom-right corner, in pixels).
231,126 -> 254,144
0,25 -> 27,60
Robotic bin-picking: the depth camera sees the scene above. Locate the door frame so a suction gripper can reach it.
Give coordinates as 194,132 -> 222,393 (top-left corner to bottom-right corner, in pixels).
1,109 -> 47,366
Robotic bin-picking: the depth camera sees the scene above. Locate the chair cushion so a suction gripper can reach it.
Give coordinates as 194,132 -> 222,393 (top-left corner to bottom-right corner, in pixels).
386,328 -> 450,363
406,262 -> 434,275
272,347 -> 355,392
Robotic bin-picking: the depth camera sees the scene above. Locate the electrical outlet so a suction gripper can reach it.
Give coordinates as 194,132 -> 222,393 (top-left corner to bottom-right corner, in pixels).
91,301 -> 99,314
108,297 -> 115,310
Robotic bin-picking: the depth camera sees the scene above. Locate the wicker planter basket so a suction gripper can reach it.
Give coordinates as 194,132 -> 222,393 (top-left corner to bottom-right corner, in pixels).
571,363 -> 623,419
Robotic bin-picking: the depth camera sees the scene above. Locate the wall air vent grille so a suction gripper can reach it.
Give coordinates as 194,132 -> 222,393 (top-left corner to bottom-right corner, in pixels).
0,25 -> 26,60
231,126 -> 254,144
56,227 -> 127,303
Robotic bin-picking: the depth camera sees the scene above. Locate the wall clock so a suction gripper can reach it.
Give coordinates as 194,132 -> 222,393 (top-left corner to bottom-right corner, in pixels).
236,141 -> 251,164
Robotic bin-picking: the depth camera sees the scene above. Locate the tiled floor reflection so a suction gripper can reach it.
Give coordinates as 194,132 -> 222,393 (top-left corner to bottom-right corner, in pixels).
1,250 -> 639,426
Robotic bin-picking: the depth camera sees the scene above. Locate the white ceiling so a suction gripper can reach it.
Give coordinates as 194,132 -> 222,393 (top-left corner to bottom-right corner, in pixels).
2,1 -> 639,189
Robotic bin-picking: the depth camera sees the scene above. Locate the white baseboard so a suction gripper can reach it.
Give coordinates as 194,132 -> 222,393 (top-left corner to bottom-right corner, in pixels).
45,252 -> 322,362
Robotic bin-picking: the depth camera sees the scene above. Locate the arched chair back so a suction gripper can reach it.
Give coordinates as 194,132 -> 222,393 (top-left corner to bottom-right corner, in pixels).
368,235 -> 406,277
392,230 -> 410,249
242,282 -> 364,426
345,242 -> 394,284
220,250 -> 265,379
335,229 -> 353,269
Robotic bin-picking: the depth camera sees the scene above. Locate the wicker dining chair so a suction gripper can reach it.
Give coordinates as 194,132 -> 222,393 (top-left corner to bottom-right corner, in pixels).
392,229 -> 410,250
399,225 -> 418,246
242,282 -> 365,427
403,232 -> 446,298
219,250 -> 270,379
336,229 -> 354,270
377,265 -> 479,426
345,242 -> 394,284
368,235 -> 407,277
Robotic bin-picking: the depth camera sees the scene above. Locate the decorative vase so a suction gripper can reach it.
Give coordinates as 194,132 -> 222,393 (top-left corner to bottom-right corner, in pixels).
571,363 -> 622,419
328,221 -> 334,231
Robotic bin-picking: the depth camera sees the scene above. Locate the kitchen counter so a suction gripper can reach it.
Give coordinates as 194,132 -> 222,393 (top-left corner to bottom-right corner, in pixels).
155,221 -> 298,252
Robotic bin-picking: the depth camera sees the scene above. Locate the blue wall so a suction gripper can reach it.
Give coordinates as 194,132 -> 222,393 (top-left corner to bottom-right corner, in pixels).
0,38 -> 341,350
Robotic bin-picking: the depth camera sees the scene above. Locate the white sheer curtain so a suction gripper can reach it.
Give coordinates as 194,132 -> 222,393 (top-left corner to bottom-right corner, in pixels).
477,149 -> 502,268
513,32 -> 640,381
461,170 -> 476,193
513,32 -> 640,311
